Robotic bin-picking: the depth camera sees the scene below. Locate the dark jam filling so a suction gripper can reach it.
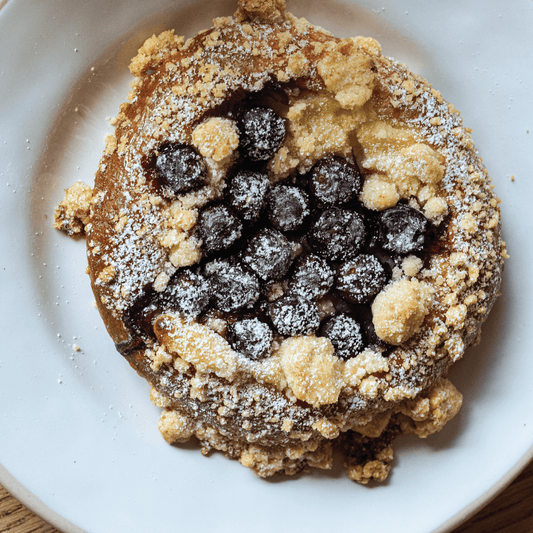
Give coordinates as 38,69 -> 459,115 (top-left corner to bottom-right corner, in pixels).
127,88 -> 438,362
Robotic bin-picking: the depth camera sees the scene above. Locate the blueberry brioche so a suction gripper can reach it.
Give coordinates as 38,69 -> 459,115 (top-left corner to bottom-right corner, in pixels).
55,0 -> 506,483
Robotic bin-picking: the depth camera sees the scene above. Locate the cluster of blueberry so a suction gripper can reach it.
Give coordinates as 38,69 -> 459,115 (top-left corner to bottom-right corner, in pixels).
152,102 -> 429,361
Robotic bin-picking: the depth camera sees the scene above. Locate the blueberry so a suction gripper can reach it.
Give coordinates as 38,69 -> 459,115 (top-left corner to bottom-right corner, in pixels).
125,290 -> 164,338
336,254 -> 388,304
197,205 -> 242,254
155,144 -> 207,194
267,185 -> 309,233
204,260 -> 260,312
308,208 -> 366,261
227,318 -> 273,360
322,314 -> 364,360
238,105 -> 285,161
350,304 -> 393,354
378,204 -> 428,255
227,170 -> 270,222
365,246 -> 395,280
268,294 -> 320,336
289,254 -> 335,300
242,228 -> 294,281
309,156 -> 362,206
158,269 -> 210,318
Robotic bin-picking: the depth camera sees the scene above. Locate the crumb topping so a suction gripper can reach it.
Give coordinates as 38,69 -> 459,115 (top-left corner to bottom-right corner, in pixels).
356,122 -> 447,221
360,173 -> 399,211
278,335 -> 342,407
399,378 -> 463,438
372,279 -> 433,345
129,30 -> 185,76
317,38 -> 377,109
192,117 -> 240,162
53,181 -> 93,235
235,0 -> 287,23
271,92 -> 366,178
154,314 -> 238,379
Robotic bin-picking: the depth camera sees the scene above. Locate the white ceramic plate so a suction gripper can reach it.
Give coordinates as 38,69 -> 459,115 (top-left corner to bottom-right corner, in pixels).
1,1 -> 532,532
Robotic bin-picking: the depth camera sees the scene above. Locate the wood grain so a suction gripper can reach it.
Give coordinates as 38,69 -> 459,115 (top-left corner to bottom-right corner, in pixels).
1,459 -> 533,533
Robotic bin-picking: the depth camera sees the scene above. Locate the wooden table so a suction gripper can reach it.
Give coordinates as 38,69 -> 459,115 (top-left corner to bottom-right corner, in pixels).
1,459 -> 532,533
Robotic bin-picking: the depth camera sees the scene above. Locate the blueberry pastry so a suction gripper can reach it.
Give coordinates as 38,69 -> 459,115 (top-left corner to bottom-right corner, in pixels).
55,0 -> 507,483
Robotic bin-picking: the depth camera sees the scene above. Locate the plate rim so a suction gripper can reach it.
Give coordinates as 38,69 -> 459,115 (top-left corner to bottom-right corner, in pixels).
0,464 -> 87,533
2,445 -> 533,533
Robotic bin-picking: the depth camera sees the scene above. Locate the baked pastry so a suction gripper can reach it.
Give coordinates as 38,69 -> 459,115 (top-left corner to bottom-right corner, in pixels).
54,0 -> 507,483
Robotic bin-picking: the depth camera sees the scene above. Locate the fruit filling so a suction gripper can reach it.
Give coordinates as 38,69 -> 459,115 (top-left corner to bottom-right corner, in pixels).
139,89 -> 437,363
